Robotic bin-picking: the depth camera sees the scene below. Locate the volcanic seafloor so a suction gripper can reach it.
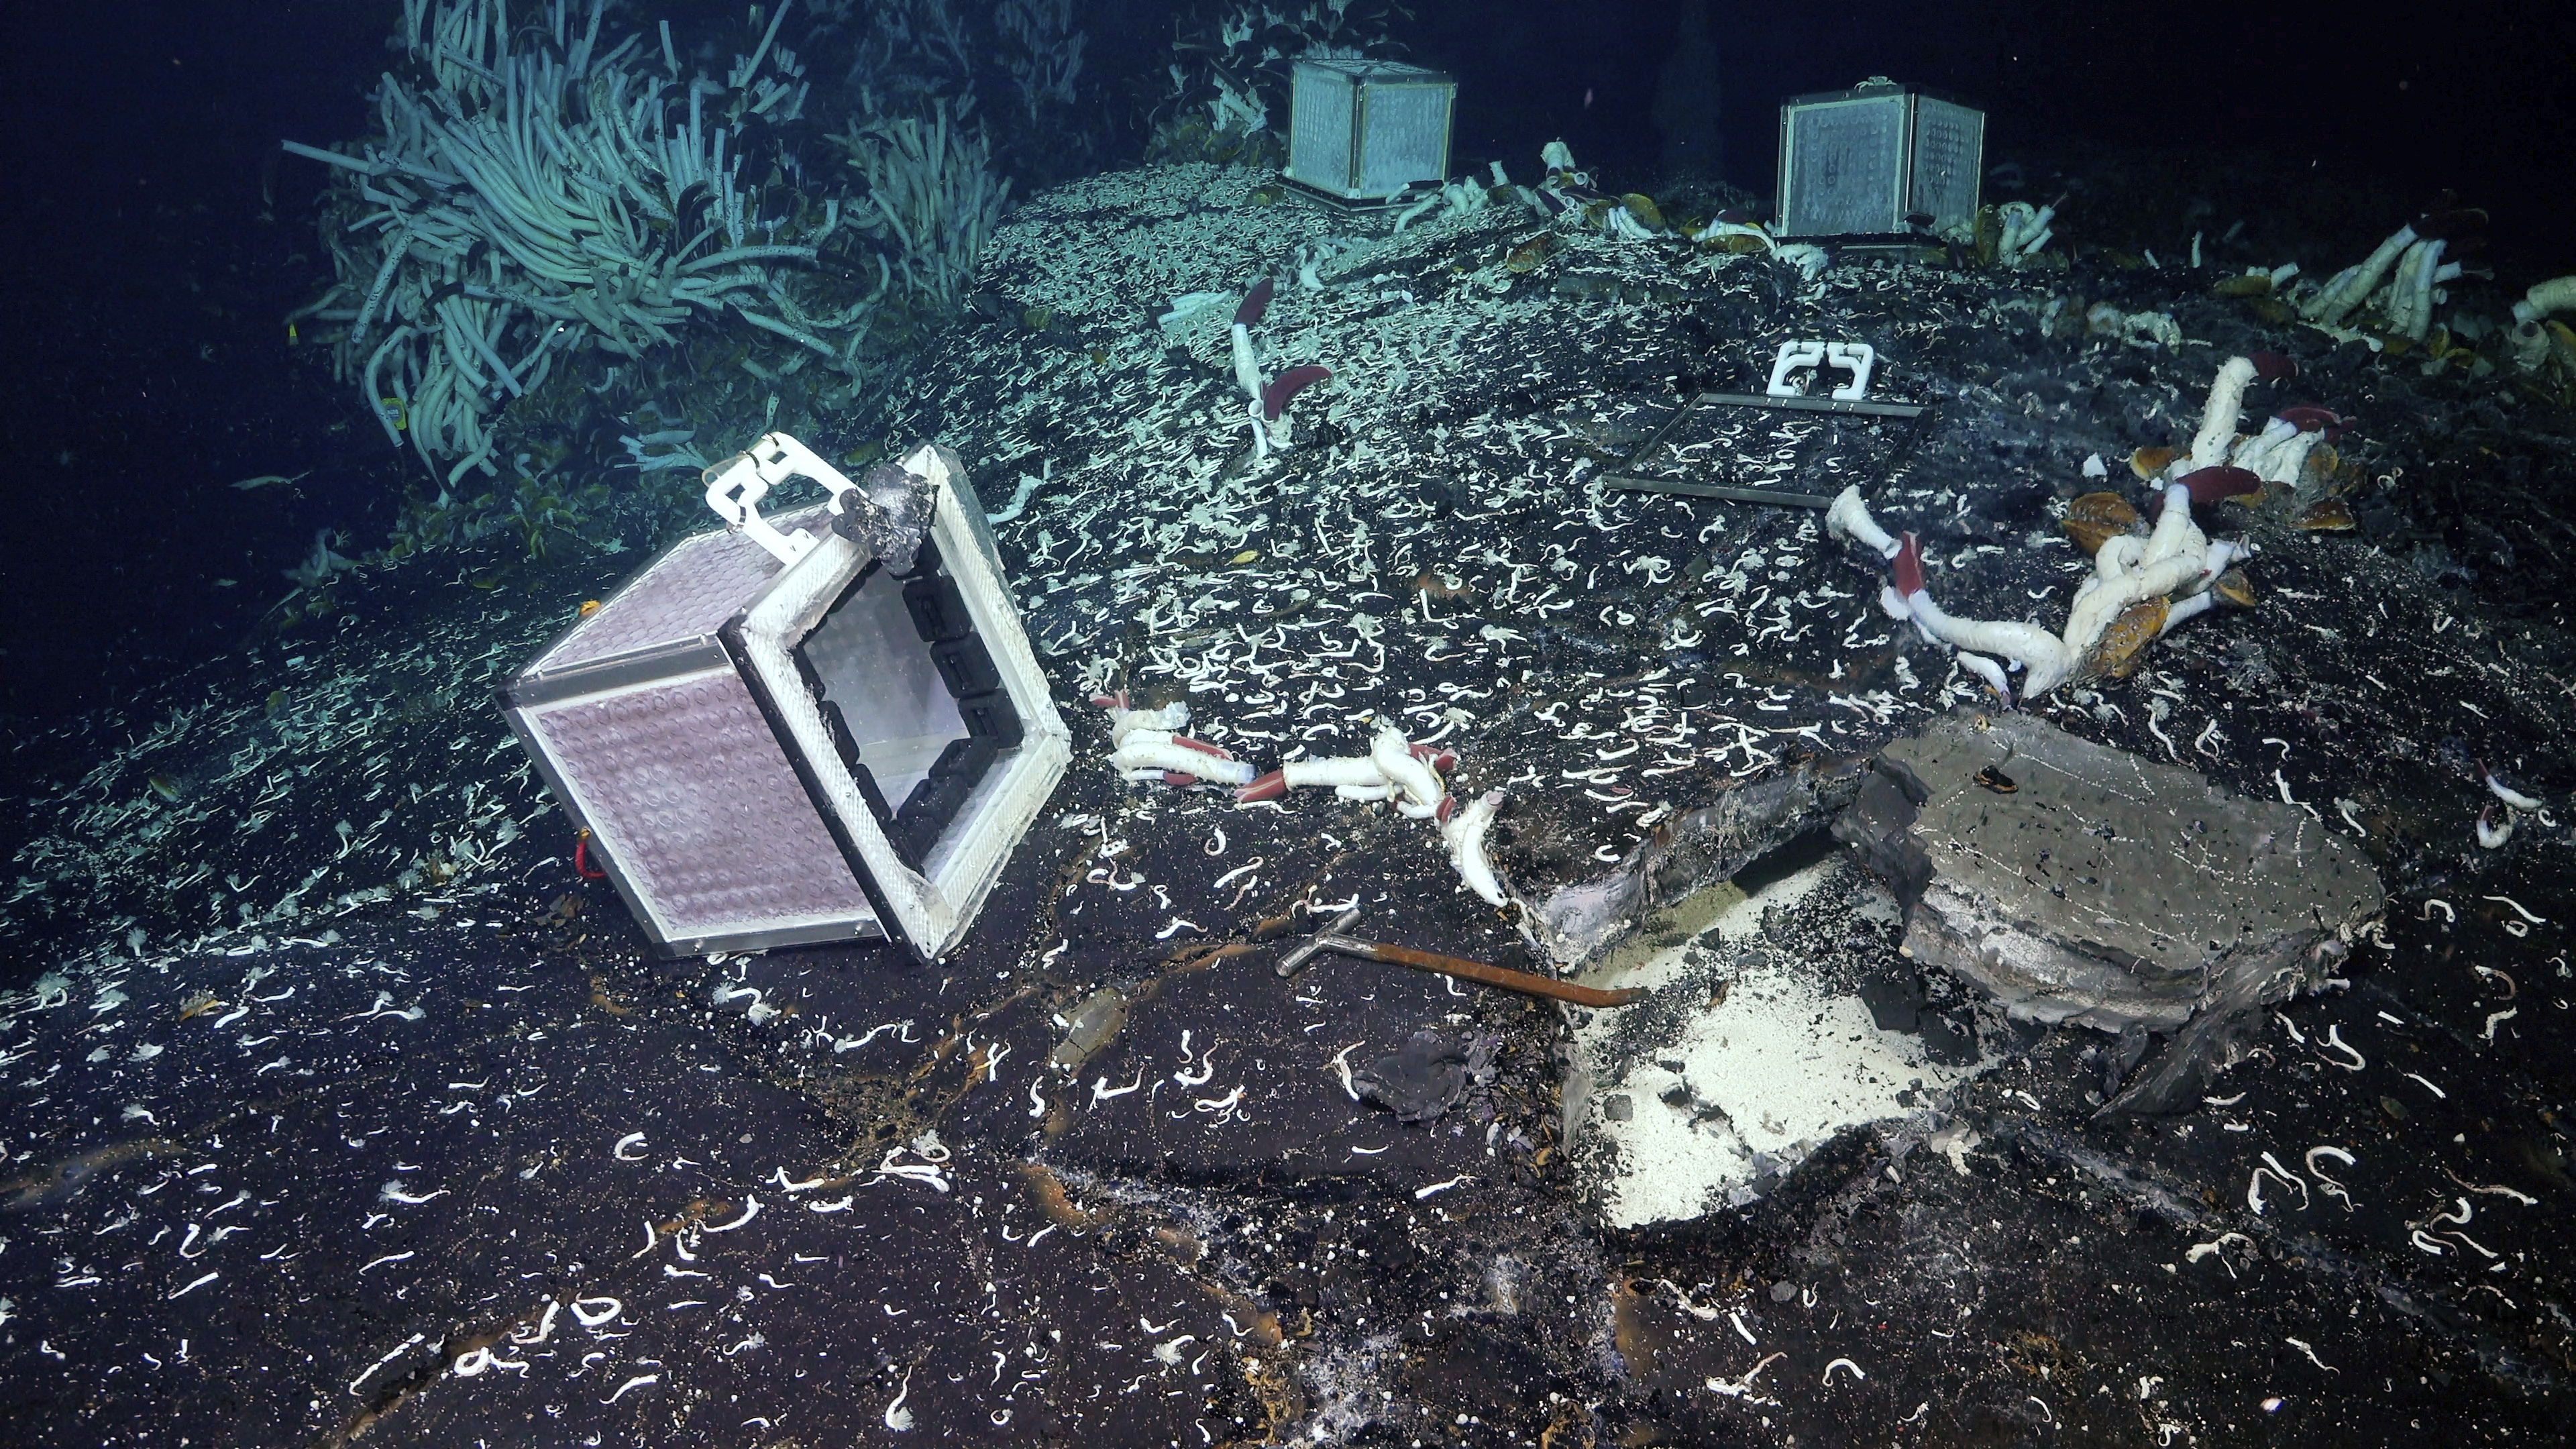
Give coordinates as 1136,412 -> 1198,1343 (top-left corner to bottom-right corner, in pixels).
4,161 -> 2574,1448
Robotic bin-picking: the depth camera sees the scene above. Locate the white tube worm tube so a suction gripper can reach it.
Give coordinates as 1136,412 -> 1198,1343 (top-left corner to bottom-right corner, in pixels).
2188,357 -> 2260,471
1230,321 -> 1263,402
1112,738 -> 1254,785
2061,551 -> 2203,659
1903,592 -> 2073,698
1442,790 -> 1507,906
2228,417 -> 2299,478
1284,757 -> 1387,790
1954,651 -> 2012,703
1825,485 -> 1900,558
2142,484 -> 2196,566
2389,238 -> 2445,341
2157,589 -> 2219,637
1369,727 -> 1446,812
2304,224 -> 2416,325
2259,428 -> 2320,486
2512,274 -> 2576,326
1106,702 -> 1189,749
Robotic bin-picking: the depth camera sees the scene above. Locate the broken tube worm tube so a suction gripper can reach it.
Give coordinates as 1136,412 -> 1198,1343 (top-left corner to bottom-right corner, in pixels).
1442,789 -> 1509,907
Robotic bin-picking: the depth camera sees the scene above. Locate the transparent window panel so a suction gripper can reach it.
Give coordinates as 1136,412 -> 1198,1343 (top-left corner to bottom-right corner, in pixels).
1358,87 -> 1449,195
1290,70 -> 1357,193
798,565 -> 965,814
1910,99 -> 1984,231
1787,99 -> 1902,235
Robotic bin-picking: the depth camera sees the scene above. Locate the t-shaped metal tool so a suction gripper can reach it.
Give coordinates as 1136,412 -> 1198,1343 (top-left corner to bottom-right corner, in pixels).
1275,907 -> 1642,1008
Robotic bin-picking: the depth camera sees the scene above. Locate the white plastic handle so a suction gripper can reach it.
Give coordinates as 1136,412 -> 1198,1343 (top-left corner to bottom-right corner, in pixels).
1825,342 -> 1876,400
701,432 -> 863,567
1766,340 -> 1825,397
1766,339 -> 1876,400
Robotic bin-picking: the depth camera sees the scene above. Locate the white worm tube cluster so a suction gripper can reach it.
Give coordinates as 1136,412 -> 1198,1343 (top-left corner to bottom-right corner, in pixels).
1827,360 -> 2262,707
1106,700 -> 1500,904
2301,223 -> 2418,328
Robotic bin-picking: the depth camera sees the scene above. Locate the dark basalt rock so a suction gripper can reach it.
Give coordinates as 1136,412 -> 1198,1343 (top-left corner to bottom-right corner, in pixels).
1353,1030 -> 1472,1124
833,461 -> 940,575
1877,710 -> 2383,1033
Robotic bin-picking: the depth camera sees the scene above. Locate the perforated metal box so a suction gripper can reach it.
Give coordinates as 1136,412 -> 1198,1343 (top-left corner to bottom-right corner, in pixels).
500,439 -> 1069,961
1775,80 -> 1982,240
1284,57 -> 1454,203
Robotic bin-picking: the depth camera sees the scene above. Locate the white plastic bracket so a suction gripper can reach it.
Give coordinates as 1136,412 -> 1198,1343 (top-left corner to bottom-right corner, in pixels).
701,431 -> 862,567
1766,340 -> 1878,400
1765,341 -> 1823,397
1825,342 -> 1876,400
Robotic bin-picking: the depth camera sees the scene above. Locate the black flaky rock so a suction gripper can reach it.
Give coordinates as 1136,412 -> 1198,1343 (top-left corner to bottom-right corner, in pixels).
1354,1030 -> 1470,1124
832,462 -> 940,574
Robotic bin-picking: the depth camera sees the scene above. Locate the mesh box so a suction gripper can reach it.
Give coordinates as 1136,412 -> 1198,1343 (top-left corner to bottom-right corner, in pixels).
500,436 -> 1070,961
1284,57 -> 1455,203
1775,79 -> 1982,239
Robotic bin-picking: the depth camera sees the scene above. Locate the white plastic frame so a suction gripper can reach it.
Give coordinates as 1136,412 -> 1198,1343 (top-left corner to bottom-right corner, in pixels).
724,438 -> 1071,960
1766,340 -> 1878,401
702,433 -> 861,566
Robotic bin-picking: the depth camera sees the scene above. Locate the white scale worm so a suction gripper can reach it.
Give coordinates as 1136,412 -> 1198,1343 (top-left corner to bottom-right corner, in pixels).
1705,1352 -> 1786,1401
2306,1147 -> 2357,1210
2481,894 -> 2546,924
875,1153 -> 950,1193
603,1373 -> 658,1405
570,1296 -> 623,1328
2445,1171 -> 2538,1206
168,1271 -> 219,1299
348,1332 -> 427,1395
513,1301 -> 561,1346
